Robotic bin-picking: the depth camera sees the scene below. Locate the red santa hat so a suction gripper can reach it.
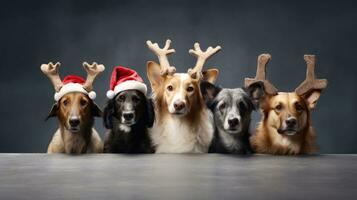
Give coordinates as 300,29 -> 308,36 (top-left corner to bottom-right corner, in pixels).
106,66 -> 147,99
54,75 -> 97,101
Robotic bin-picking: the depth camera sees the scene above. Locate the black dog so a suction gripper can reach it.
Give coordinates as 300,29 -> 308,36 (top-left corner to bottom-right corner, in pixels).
201,81 -> 264,154
103,90 -> 155,153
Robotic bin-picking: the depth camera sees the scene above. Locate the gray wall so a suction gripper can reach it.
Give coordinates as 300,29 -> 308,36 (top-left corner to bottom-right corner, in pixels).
0,0 -> 356,153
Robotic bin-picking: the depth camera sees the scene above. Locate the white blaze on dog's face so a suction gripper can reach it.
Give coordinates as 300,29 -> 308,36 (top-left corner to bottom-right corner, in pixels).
147,61 -> 218,117
165,73 -> 197,116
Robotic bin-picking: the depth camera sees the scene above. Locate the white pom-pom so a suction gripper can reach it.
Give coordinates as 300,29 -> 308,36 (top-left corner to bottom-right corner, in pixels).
54,92 -> 60,101
88,91 -> 96,100
106,90 -> 115,99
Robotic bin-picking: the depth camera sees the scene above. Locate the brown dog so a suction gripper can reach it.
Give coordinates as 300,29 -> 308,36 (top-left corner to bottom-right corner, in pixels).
42,62 -> 104,154
246,54 -> 327,155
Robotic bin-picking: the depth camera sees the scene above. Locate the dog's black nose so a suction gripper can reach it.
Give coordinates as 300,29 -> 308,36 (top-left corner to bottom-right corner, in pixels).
69,119 -> 80,127
123,112 -> 134,121
174,101 -> 185,111
228,118 -> 239,127
286,118 -> 297,127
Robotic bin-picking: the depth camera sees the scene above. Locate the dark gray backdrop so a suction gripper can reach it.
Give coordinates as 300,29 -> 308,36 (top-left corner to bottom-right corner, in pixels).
0,0 -> 356,153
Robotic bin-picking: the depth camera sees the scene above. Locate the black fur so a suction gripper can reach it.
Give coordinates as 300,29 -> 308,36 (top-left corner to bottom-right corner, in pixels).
103,90 -> 155,153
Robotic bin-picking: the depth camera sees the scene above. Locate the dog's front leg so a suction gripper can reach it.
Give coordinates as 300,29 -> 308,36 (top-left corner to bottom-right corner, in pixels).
47,130 -> 65,153
88,129 -> 103,153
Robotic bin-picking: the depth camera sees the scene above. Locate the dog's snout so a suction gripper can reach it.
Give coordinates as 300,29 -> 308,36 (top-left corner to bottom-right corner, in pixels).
173,101 -> 185,111
286,117 -> 297,127
69,118 -> 80,127
228,118 -> 239,127
123,112 -> 134,121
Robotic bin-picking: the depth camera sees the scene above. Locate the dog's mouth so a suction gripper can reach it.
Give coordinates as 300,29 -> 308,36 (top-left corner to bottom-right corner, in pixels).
223,124 -> 241,134
121,114 -> 136,126
68,126 -> 80,133
225,127 -> 240,134
171,110 -> 187,116
278,128 -> 298,136
121,120 -> 136,126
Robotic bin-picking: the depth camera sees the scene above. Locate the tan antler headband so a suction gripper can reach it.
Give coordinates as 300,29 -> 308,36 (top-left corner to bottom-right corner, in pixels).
146,39 -> 176,76
41,62 -> 63,92
244,54 -> 278,95
245,54 -> 327,96
295,55 -> 328,95
41,62 -> 105,101
188,42 -> 221,79
146,39 -> 221,79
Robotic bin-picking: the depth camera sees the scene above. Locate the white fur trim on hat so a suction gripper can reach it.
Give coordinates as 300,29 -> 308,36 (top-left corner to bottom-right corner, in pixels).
106,90 -> 115,99
106,80 -> 147,99
88,91 -> 96,100
54,83 -> 96,101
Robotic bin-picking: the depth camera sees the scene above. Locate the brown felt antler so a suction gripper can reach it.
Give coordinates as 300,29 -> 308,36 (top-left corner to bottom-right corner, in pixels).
146,39 -> 176,76
82,62 -> 105,92
244,54 -> 278,95
41,62 -> 63,92
188,42 -> 221,79
295,55 -> 327,95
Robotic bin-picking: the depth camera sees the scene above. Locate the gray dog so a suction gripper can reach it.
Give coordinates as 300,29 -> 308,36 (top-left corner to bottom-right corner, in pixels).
201,81 -> 265,154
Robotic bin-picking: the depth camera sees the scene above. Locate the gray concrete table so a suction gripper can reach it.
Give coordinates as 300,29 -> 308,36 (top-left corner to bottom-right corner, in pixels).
0,154 -> 356,200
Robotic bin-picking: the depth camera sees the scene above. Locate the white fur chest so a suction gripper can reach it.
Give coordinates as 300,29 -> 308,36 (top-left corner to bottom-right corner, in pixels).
150,110 -> 214,153
218,130 -> 241,151
271,131 -> 301,153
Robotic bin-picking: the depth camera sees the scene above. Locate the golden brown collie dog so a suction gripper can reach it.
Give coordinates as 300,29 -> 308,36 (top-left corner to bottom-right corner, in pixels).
146,39 -> 220,153
246,54 -> 327,155
41,62 -> 104,154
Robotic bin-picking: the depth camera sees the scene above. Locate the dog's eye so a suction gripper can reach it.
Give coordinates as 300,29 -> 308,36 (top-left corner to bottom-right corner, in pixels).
219,102 -> 226,110
62,100 -> 68,106
118,95 -> 125,101
187,86 -> 194,92
295,103 -> 304,112
80,99 -> 88,107
132,96 -> 140,103
275,104 -> 282,112
167,85 -> 173,91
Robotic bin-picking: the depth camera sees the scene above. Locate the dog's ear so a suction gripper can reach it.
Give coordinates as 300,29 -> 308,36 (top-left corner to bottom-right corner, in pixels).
246,81 -> 266,107
200,81 -> 221,102
302,90 -> 323,110
202,68 -> 219,84
147,61 -> 165,91
45,103 -> 58,121
92,102 -> 103,117
146,98 -> 155,128
242,95 -> 255,112
103,100 -> 114,129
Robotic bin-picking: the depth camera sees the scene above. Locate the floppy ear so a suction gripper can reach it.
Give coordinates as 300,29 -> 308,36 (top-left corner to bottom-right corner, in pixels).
200,81 -> 221,103
146,98 -> 155,128
246,81 -> 266,107
92,102 -> 103,117
147,61 -> 164,91
202,68 -> 219,84
103,100 -> 114,129
45,103 -> 58,121
241,95 -> 255,112
302,90 -> 322,110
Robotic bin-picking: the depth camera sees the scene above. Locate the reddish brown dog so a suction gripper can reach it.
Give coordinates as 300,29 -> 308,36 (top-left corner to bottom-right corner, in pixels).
246,54 -> 327,155
42,62 -> 104,154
